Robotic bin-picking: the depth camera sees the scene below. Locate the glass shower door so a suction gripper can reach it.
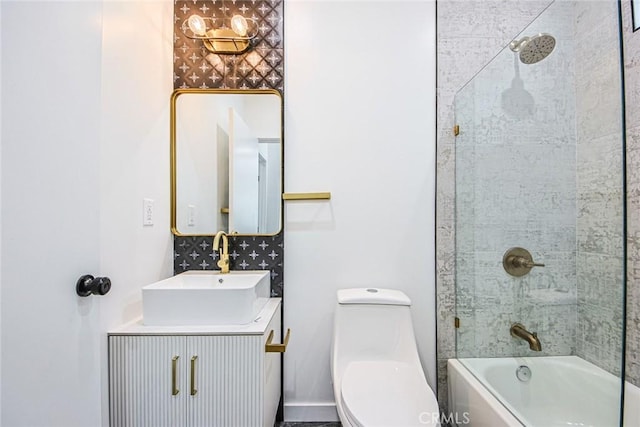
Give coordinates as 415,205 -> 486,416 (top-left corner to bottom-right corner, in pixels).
453,1 -> 626,425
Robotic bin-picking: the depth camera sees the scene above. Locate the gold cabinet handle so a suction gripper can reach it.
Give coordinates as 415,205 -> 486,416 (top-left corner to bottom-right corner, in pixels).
190,356 -> 198,396
265,328 -> 291,353
171,356 -> 179,396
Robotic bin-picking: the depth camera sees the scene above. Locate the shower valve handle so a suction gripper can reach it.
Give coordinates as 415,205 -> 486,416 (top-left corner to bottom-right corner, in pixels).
510,256 -> 545,269
503,247 -> 544,277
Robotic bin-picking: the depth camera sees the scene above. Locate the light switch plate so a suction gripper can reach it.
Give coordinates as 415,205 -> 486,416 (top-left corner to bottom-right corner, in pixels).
188,204 -> 196,226
143,198 -> 154,226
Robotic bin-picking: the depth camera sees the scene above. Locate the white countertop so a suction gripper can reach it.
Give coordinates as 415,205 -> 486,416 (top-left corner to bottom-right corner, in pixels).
108,298 -> 281,336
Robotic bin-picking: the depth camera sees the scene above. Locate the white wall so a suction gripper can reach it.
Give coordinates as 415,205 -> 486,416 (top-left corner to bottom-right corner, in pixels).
284,0 -> 436,421
1,1 -> 173,426
98,1 -> 174,424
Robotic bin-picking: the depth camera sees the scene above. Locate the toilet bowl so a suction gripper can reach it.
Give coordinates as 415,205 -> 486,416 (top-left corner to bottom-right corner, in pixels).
330,288 -> 440,427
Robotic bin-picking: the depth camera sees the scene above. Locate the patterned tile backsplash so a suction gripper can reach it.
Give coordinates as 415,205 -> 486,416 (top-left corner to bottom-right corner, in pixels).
172,0 -> 284,297
174,234 -> 284,297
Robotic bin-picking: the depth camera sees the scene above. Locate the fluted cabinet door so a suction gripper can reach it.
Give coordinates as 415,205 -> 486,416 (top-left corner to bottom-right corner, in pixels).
108,302 -> 282,426
186,335 -> 263,427
263,310 -> 282,427
109,336 -> 186,427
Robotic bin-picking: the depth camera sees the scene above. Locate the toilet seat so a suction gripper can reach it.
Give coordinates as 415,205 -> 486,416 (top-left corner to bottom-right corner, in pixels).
340,360 -> 440,427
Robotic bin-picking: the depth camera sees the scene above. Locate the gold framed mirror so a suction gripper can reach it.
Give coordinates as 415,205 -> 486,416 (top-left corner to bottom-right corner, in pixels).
171,89 -> 283,236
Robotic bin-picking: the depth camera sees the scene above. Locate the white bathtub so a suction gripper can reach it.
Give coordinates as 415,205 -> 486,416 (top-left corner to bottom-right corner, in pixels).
448,356 -> 633,427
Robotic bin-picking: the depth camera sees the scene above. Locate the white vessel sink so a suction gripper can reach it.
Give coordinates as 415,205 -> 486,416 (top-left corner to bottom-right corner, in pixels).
142,270 -> 271,326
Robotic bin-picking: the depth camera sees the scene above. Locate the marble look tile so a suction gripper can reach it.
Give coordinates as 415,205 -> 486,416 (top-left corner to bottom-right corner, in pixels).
436,272 -> 456,359
627,128 -> 640,211
623,2 -> 640,132
575,29 -> 623,143
434,0 -> 632,412
577,303 -> 624,376
574,0 -> 618,40
576,214 -> 624,257
577,252 -> 624,309
436,138 -> 455,228
577,133 -> 625,192
437,0 -> 550,40
626,125 -> 640,385
469,224 -> 577,254
437,224 -> 455,263
627,256 -> 640,385
520,0 -> 575,41
436,358 -> 450,417
438,37 -> 515,94
518,303 -> 577,356
621,0 -> 635,35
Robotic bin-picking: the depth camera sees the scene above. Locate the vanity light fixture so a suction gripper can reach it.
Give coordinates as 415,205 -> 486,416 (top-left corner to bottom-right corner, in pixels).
182,14 -> 257,55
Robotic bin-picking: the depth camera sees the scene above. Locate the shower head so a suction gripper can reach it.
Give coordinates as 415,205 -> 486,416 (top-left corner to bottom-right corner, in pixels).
509,33 -> 556,64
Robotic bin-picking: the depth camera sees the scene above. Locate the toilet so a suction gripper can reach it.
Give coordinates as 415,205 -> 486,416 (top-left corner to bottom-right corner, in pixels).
331,288 -> 440,427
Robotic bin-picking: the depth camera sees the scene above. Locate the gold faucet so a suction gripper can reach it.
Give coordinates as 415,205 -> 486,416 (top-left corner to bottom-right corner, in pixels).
510,323 -> 542,351
213,231 -> 230,274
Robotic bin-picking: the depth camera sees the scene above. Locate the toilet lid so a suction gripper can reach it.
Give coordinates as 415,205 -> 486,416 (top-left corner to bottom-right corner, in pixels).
340,361 -> 440,427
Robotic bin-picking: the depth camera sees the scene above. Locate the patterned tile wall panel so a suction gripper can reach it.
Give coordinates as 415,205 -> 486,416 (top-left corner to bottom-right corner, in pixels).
174,0 -> 283,91
174,234 -> 284,297
621,0 -> 640,387
173,0 -> 284,297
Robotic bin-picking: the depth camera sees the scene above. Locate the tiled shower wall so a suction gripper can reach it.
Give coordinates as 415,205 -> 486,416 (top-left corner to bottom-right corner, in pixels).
436,0 -> 639,414
435,0 -> 551,412
454,1 -> 578,361
574,1 -> 625,376
172,0 -> 285,297
622,0 -> 640,387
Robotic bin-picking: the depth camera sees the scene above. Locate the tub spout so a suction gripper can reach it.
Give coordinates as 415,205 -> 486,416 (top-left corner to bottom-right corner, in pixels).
510,323 -> 542,351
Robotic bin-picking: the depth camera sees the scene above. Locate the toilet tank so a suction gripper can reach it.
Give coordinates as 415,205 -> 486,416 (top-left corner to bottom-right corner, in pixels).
331,288 -> 421,379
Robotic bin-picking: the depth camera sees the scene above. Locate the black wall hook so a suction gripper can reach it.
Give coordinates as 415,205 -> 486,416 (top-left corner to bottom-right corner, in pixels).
76,275 -> 111,297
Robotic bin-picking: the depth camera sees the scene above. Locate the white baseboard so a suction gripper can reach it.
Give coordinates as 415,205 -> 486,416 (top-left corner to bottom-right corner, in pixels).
284,402 -> 340,422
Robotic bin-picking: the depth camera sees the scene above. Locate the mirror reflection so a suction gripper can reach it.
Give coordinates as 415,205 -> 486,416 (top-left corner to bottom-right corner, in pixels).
171,90 -> 282,236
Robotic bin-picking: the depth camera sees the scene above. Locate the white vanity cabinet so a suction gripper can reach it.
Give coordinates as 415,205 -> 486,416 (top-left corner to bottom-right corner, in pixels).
108,299 -> 282,427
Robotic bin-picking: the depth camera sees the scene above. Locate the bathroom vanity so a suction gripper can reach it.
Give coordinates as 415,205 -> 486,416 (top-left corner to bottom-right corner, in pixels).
108,299 -> 282,427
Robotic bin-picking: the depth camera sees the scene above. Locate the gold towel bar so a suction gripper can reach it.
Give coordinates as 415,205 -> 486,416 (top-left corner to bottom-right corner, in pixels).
282,192 -> 331,201
265,328 -> 291,353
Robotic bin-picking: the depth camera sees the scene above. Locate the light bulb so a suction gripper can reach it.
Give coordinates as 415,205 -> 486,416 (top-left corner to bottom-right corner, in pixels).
230,15 -> 248,37
187,14 -> 207,36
